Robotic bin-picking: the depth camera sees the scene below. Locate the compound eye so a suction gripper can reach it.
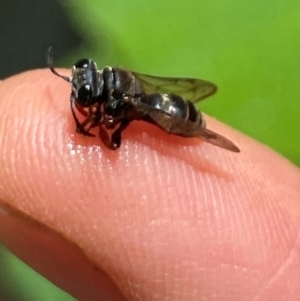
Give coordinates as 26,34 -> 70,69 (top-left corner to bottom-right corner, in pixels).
77,84 -> 94,107
74,58 -> 90,69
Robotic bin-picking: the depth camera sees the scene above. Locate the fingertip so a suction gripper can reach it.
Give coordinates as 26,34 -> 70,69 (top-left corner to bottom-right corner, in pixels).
0,69 -> 300,301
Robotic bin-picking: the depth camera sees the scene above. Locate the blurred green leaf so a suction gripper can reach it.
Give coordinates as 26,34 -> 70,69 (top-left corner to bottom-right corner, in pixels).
0,244 -> 75,301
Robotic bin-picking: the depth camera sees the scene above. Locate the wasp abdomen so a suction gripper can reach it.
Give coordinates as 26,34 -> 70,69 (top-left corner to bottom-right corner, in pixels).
143,93 -> 203,125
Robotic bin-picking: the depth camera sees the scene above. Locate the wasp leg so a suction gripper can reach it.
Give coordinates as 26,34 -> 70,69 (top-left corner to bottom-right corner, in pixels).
99,119 -> 130,150
99,126 -> 112,149
75,101 -> 88,117
110,119 -> 130,149
77,117 -> 96,136
75,105 -> 102,137
70,96 -> 93,136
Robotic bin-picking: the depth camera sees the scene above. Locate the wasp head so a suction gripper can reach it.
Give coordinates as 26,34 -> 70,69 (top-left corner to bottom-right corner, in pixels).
71,58 -> 104,107
47,47 -> 104,108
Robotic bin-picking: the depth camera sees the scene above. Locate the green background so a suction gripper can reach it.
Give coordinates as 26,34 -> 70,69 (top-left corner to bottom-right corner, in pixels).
0,0 -> 299,300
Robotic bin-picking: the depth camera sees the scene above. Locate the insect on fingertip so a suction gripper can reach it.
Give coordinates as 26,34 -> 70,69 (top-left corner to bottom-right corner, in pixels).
47,47 -> 240,153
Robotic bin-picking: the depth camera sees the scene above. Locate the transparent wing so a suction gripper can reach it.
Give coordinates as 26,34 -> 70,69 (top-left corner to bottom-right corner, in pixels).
198,128 -> 240,152
138,103 -> 239,152
133,72 -> 217,103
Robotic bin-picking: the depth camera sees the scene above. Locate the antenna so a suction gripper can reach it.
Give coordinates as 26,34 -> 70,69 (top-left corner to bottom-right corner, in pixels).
46,47 -> 71,83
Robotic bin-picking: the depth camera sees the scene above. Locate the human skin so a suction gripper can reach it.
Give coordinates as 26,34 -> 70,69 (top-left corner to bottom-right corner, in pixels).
0,70 -> 299,301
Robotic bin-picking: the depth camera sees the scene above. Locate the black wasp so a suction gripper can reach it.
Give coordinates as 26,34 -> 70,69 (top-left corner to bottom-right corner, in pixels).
47,47 -> 239,152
